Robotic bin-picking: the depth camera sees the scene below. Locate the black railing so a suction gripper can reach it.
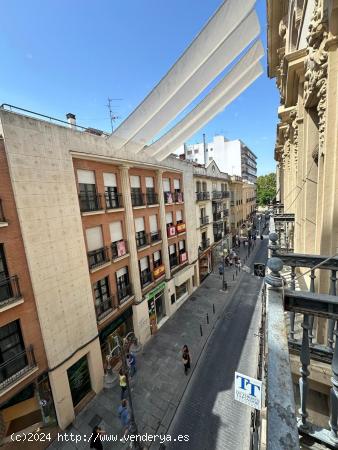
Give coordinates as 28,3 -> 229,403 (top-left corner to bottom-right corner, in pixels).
213,212 -> 222,222
150,230 -> 161,243
196,191 -> 210,201
169,254 -> 178,269
111,240 -> 128,259
200,239 -> 210,251
140,270 -> 153,288
79,193 -> 102,212
0,346 -> 36,391
0,200 -> 6,222
136,232 -> 149,249
174,191 -> 184,203
212,191 -> 222,200
223,209 -> 229,217
105,192 -> 123,209
146,192 -> 158,205
95,296 -> 116,321
117,284 -> 133,304
213,233 -> 222,242
131,192 -> 145,207
87,247 -> 110,269
164,191 -> 174,204
0,275 -> 22,306
200,216 -> 209,226
221,191 -> 230,198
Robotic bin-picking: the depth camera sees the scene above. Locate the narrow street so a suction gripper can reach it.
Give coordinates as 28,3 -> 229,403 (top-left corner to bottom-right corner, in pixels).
166,236 -> 268,450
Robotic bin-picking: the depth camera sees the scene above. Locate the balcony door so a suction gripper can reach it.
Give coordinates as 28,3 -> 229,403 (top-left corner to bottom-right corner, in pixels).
77,170 -> 98,211
0,320 -> 27,384
116,267 -> 130,301
0,245 -> 11,302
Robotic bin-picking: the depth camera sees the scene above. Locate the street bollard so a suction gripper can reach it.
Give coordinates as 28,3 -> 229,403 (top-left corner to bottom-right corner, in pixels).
213,304 -> 215,314
207,313 -> 209,324
200,324 -> 203,336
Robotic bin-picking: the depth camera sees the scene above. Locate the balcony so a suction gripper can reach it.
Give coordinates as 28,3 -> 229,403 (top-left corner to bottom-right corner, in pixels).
261,217 -> 338,449
213,212 -> 222,222
196,191 -> 210,201
0,200 -> 7,224
79,193 -> 102,212
153,264 -> 165,279
0,346 -> 36,392
213,232 -> 222,242
199,238 -> 210,251
200,216 -> 209,226
223,209 -> 229,217
117,284 -> 133,304
136,232 -> 149,249
212,191 -> 223,200
0,276 -> 22,308
111,240 -> 128,260
131,192 -> 145,207
176,222 -> 186,234
221,191 -> 230,199
105,192 -> 123,209
174,191 -> 184,203
169,254 -> 178,269
140,269 -> 153,288
167,225 -> 177,238
95,296 -> 116,322
164,191 -> 174,204
150,230 -> 161,244
146,192 -> 158,205
87,247 -> 110,270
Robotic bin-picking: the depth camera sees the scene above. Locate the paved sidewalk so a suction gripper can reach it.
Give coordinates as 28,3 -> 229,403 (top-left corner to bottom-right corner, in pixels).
49,239 -> 262,450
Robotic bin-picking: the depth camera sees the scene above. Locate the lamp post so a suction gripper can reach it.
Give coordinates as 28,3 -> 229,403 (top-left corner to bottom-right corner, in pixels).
114,336 -> 141,449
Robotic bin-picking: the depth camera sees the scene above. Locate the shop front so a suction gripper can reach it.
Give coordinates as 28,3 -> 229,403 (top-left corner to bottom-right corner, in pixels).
198,249 -> 212,281
146,282 -> 166,335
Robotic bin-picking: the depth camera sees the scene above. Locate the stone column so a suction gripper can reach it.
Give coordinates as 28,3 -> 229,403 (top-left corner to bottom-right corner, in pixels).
156,169 -> 171,279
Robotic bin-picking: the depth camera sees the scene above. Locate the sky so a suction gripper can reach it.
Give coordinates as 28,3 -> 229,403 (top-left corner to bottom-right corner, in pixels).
0,0 -> 279,176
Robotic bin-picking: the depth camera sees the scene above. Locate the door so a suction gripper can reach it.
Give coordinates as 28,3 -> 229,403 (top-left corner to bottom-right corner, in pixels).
67,355 -> 91,407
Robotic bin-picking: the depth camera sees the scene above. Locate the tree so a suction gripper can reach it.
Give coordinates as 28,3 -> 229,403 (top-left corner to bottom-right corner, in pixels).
257,173 -> 276,206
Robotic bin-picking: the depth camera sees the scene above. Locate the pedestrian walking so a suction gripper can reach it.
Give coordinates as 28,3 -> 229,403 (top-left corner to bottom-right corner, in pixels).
89,425 -> 105,450
182,345 -> 191,375
119,369 -> 127,400
127,352 -> 136,377
218,263 -> 224,276
117,399 -> 130,443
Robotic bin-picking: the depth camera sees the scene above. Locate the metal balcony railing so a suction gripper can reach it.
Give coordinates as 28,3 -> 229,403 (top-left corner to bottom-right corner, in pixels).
223,209 -> 229,217
140,269 -> 153,288
0,346 -> 36,391
199,238 -> 210,251
200,216 -> 209,226
169,254 -> 178,269
111,240 -> 128,259
105,192 -> 123,209
117,284 -> 133,304
221,191 -> 230,198
0,275 -> 22,307
196,191 -> 210,201
163,191 -> 174,204
131,192 -> 145,207
87,247 -> 110,269
146,192 -> 158,205
150,230 -> 161,243
213,232 -> 222,242
263,216 -> 338,449
174,191 -> 184,203
213,212 -> 222,222
136,232 -> 149,249
212,191 -> 222,200
0,200 -> 6,222
95,296 -> 116,321
79,193 -> 102,212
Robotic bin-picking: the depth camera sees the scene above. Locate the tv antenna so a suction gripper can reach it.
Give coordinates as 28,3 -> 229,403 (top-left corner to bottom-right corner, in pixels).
106,97 -> 122,132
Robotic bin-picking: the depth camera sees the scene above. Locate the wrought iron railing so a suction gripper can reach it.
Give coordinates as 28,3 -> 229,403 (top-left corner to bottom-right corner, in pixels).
140,270 -> 153,288
163,191 -> 174,204
146,192 -> 158,205
221,191 -> 230,198
223,209 -> 229,217
87,247 -> 110,269
95,296 -> 116,321
111,240 -> 128,259
213,212 -> 222,222
78,193 -> 102,212
131,192 -> 145,207
212,191 -> 222,200
174,191 -> 184,203
200,216 -> 209,226
196,191 -> 210,201
199,239 -> 210,251
0,346 -> 36,391
169,254 -> 178,269
0,275 -> 22,306
105,192 -> 123,209
117,284 -> 133,304
150,230 -> 161,243
136,232 -> 149,248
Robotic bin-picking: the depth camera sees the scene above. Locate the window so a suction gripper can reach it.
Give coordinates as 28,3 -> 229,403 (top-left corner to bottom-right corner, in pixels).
187,150 -> 192,155
104,172 -> 120,209
153,250 -> 162,268
178,240 -> 186,254
174,179 -> 180,192
175,282 -> 188,301
149,215 -> 160,242
202,182 -> 207,192
0,245 -> 11,303
166,212 -> 173,227
135,217 -> 147,247
0,320 -> 26,384
86,227 -> 108,268
139,256 -> 152,287
93,277 -> 112,320
110,222 -> 127,258
169,244 -> 178,268
77,170 -> 99,211
146,177 -> 157,204
176,210 -> 183,224
163,178 -> 170,192
196,181 -> 201,193
130,176 -> 143,206
116,267 -> 131,302
194,149 -> 199,154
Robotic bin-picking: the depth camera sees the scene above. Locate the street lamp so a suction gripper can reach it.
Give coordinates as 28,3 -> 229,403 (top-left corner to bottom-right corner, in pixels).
114,336 -> 141,449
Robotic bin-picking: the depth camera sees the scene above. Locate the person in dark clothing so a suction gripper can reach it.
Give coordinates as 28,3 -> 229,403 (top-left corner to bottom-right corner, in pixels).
182,345 -> 191,375
90,425 -> 104,450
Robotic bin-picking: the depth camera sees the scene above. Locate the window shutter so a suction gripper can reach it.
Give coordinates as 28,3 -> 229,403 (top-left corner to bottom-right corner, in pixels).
140,256 -> 149,271
77,169 -> 95,184
179,240 -> 185,250
130,176 -> 140,188
109,221 -> 123,242
169,244 -> 176,255
86,227 -> 103,251
174,179 -> 180,189
135,217 -> 145,232
116,267 -> 127,278
153,251 -> 160,261
166,212 -> 173,224
103,173 -> 117,187
149,215 -> 158,232
163,178 -> 170,191
145,177 -> 154,188
176,210 -> 182,222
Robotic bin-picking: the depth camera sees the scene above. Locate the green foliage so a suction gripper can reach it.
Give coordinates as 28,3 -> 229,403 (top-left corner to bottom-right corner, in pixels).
257,173 -> 276,206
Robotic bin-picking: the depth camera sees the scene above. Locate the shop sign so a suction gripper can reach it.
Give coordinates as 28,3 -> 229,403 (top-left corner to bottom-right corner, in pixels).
179,252 -> 188,264
176,223 -> 186,233
167,225 -> 176,237
153,265 -> 165,279
146,281 -> 166,301
235,372 -> 262,410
